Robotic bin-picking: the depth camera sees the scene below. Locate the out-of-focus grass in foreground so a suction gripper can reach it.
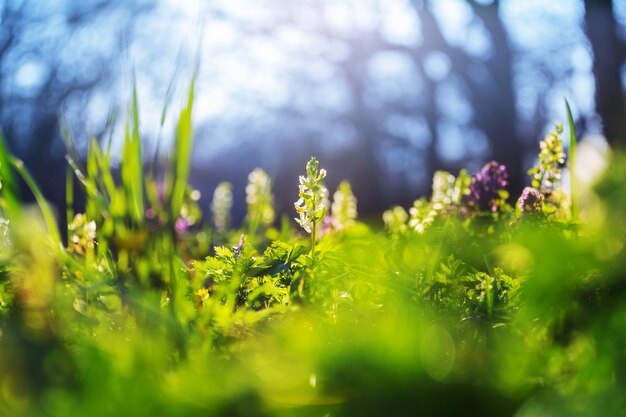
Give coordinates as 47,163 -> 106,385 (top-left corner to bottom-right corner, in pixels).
0,91 -> 624,417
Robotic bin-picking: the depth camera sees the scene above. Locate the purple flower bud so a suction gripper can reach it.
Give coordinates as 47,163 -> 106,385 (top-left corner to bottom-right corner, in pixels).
175,217 -> 189,234
320,215 -> 337,235
232,233 -> 245,257
463,161 -> 509,212
518,187 -> 543,212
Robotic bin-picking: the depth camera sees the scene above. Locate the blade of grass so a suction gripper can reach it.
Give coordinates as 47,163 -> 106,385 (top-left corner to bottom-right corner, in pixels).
0,130 -> 21,218
131,80 -> 145,222
565,99 -> 578,221
65,154 -> 105,201
121,80 -> 145,224
170,76 -> 196,218
104,105 -> 117,155
9,156 -> 61,246
60,117 -> 81,165
90,138 -> 116,200
66,164 -> 74,229
86,136 -> 101,221
150,58 -> 181,176
61,120 -> 111,220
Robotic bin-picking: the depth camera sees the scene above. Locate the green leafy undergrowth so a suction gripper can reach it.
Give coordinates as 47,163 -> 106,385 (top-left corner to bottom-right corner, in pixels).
0,103 -> 623,417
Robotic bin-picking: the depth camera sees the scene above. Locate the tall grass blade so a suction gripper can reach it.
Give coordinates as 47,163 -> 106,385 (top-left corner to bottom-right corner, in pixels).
60,117 -> 80,165
86,136 -> 101,220
565,99 -> 578,221
66,164 -> 74,229
65,154 -> 106,210
9,156 -> 61,245
0,130 -> 21,218
171,76 -> 196,218
150,60 -> 181,175
121,80 -> 145,224
90,138 -> 116,200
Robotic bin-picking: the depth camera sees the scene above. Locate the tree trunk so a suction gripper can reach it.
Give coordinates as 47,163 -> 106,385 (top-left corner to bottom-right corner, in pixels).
468,0 -> 525,195
584,0 -> 626,149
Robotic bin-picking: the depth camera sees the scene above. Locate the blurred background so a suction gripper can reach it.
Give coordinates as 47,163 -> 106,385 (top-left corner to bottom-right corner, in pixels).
1,0 -> 625,223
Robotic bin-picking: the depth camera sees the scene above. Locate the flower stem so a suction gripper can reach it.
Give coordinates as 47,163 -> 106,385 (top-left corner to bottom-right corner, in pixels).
311,220 -> 316,255
311,193 -> 317,256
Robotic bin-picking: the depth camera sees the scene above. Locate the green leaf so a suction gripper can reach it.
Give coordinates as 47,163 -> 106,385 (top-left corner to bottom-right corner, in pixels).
0,130 -> 21,218
9,156 -> 61,246
287,244 -> 306,262
90,138 -> 117,200
121,82 -> 145,224
65,164 -> 74,229
214,246 -> 234,259
247,260 -> 290,278
565,99 -> 578,221
171,76 -> 196,218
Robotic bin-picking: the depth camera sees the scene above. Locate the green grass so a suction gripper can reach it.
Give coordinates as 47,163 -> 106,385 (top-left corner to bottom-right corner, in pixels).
0,98 -> 623,417
566,99 -> 579,221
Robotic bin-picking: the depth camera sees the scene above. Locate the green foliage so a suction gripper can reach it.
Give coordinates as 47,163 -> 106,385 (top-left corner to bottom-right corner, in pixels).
566,99 -> 579,220
171,77 -> 196,219
0,98 -> 623,417
0,130 -> 21,219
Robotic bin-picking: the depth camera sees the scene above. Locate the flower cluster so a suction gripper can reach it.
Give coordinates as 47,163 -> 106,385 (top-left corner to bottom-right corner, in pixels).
331,180 -> 357,230
431,169 -> 471,215
0,218 -> 10,249
68,213 -> 96,255
176,187 -> 202,235
246,168 -> 275,231
294,157 -> 328,235
431,171 -> 456,210
382,206 -> 408,235
463,161 -> 509,213
517,187 -> 543,212
529,124 -> 566,193
409,198 -> 437,233
212,182 -> 233,233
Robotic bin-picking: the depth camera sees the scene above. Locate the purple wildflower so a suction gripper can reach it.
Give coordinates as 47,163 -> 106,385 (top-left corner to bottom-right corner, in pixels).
517,187 -> 543,212
175,217 -> 189,234
145,208 -> 156,220
320,215 -> 338,235
464,161 -> 509,212
232,233 -> 245,257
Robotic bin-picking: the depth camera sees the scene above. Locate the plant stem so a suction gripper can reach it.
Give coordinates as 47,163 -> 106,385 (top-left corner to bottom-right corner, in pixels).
311,193 -> 317,256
